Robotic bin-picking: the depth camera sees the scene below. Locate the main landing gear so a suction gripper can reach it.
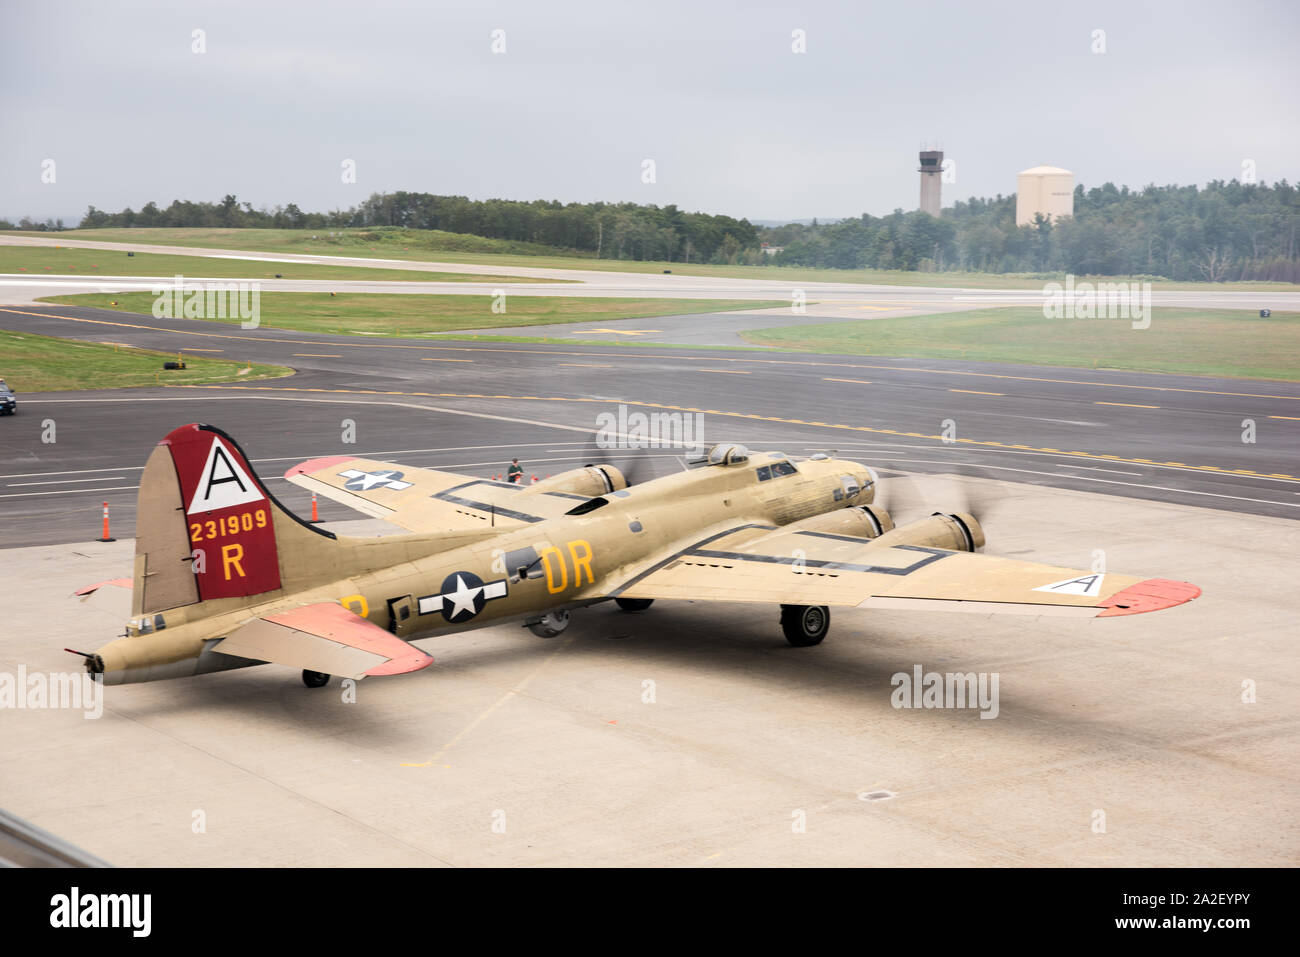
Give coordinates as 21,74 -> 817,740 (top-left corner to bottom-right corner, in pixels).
780,604 -> 830,647
527,609 -> 571,638
302,669 -> 331,688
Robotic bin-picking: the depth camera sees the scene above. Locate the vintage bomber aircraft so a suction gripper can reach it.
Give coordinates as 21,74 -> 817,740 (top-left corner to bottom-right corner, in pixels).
72,423 -> 1200,688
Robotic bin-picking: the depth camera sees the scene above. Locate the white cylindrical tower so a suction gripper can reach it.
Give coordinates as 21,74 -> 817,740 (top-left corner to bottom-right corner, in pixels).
1016,166 -> 1074,225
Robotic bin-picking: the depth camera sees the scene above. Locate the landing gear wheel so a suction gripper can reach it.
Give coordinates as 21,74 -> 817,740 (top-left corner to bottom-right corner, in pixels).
302,669 -> 331,688
781,604 -> 829,647
615,597 -> 654,612
527,609 -> 571,638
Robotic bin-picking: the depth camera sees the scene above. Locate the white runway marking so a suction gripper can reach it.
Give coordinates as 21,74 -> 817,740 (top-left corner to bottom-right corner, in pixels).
6,476 -> 128,487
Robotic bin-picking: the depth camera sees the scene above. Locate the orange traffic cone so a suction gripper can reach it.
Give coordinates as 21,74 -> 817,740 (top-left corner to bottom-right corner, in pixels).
98,502 -> 116,542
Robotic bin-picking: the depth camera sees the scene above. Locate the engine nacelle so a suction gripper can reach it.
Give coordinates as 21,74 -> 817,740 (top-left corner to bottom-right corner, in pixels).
870,512 -> 985,552
783,505 -> 895,540
524,465 -> 627,498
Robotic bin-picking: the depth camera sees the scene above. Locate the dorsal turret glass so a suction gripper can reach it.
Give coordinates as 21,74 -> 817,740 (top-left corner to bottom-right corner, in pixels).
706,443 -> 750,465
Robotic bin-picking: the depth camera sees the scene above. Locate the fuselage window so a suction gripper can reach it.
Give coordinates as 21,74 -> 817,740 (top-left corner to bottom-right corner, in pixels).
770,460 -> 798,478
756,465 -> 773,482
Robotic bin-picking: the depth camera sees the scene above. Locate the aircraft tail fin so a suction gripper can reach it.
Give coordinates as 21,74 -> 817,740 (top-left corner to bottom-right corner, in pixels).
132,423 -> 492,623
132,423 -> 323,616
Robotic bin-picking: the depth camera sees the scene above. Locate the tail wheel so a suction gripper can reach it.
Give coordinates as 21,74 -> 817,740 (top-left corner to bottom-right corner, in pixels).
781,604 -> 829,647
302,670 -> 331,688
615,597 -> 654,612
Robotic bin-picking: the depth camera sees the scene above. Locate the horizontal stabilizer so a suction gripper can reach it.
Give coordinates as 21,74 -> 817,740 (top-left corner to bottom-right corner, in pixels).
213,602 -> 434,679
73,578 -> 133,599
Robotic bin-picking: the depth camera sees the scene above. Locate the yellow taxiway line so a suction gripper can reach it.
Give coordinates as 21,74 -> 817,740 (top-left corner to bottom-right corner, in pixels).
172,383 -> 1300,484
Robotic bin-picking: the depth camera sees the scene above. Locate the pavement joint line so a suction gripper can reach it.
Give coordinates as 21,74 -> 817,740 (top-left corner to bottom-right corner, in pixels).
950,389 -> 1004,395
6,306 -> 1300,402
399,635 -> 578,768
172,384 -> 1300,483
1096,401 -> 1161,408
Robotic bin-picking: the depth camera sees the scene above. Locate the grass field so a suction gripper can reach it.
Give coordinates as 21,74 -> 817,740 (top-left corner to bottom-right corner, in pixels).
742,307 -> 1300,380
15,227 -> 1296,292
0,329 -> 291,392
0,243 -> 569,284
38,291 -> 785,336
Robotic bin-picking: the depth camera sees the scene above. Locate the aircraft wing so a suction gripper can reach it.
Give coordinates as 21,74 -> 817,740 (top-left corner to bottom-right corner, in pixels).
212,602 -> 434,678
608,524 -> 1199,618
284,455 -> 581,532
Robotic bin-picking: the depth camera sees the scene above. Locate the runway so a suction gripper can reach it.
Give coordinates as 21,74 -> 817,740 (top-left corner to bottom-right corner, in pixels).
1,302 -> 1297,551
3,235 -> 1297,321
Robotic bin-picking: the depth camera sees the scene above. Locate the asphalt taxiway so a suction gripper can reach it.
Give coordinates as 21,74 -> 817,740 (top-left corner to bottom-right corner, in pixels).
1,302 -> 1298,551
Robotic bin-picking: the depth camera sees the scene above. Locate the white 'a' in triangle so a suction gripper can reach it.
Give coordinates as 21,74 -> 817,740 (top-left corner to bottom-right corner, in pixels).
187,437 -> 265,513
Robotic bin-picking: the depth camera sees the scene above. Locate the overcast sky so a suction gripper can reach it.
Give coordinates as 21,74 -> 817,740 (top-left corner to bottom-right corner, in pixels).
2,0 -> 1297,225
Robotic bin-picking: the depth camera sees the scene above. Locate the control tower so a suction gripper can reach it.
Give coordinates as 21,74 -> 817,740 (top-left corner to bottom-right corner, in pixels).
918,149 -> 943,216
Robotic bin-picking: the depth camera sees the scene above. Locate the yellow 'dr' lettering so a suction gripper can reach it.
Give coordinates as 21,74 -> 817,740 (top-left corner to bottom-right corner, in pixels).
341,594 -> 369,618
567,539 -> 594,587
221,543 -> 245,580
539,546 -> 568,594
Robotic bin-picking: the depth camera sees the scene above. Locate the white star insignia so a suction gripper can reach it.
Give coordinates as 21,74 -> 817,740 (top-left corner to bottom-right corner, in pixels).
444,575 -> 482,618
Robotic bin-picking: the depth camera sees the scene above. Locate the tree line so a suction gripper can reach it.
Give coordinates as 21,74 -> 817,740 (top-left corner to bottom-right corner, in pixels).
5,179 -> 1297,280
68,193 -> 763,265
768,180 -> 1300,282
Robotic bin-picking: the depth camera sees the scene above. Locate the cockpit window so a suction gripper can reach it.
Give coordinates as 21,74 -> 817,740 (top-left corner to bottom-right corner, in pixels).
757,460 -> 797,482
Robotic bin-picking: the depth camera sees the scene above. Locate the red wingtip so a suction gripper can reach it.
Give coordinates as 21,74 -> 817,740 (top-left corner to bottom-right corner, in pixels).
365,650 -> 435,677
284,455 -> 354,479
1098,578 -> 1201,617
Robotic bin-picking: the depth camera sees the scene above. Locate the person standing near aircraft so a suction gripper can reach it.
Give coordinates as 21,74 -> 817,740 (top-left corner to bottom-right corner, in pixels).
506,458 -> 524,483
